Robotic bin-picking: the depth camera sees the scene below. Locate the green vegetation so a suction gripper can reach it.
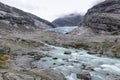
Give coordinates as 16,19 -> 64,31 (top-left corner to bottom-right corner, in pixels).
112,44 -> 120,54
115,45 -> 120,53
71,42 -> 90,49
0,54 -> 9,69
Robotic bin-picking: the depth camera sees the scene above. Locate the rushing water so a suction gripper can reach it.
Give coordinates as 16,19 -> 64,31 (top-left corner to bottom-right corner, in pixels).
33,45 -> 120,80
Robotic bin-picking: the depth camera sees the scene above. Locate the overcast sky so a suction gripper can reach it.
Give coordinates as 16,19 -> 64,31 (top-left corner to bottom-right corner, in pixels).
0,0 -> 104,21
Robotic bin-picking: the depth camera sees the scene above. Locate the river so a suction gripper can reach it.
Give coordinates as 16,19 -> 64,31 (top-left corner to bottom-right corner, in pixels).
32,44 -> 120,80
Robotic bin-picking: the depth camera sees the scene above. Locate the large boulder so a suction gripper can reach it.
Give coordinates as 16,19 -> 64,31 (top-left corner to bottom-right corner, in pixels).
83,0 -> 120,35
0,2 -> 55,31
77,71 -> 92,80
52,13 -> 83,27
2,69 -> 66,80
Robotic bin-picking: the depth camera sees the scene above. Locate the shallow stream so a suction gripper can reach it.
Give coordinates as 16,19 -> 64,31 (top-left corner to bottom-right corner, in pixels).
33,45 -> 120,80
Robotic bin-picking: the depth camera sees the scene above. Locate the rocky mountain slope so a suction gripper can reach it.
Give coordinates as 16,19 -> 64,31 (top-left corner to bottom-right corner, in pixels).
52,13 -> 83,27
69,0 -> 120,58
83,0 -> 120,35
0,1 -> 119,80
0,2 -> 55,31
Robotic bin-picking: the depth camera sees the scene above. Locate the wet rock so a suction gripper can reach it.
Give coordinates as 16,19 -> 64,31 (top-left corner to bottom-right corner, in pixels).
81,64 -> 94,71
87,51 -> 97,55
77,71 -> 92,80
64,51 -> 72,55
42,59 -> 47,62
115,53 -> 120,58
53,63 -> 56,65
52,57 -> 58,60
0,46 -> 10,54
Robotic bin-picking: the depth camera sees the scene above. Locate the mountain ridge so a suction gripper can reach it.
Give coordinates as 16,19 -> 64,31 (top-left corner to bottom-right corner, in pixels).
0,2 -> 56,31
52,13 -> 83,27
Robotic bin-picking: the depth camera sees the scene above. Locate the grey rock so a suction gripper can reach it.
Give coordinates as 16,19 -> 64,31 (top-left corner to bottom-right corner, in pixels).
27,51 -> 46,60
3,72 -> 34,80
1,69 -> 66,80
83,0 -> 120,35
52,57 -> 58,60
64,51 -> 72,55
77,71 -> 92,80
31,69 -> 67,80
0,46 -> 10,54
81,64 -> 94,71
14,56 -> 34,70
0,2 -> 55,32
9,37 -> 45,48
0,73 -> 3,80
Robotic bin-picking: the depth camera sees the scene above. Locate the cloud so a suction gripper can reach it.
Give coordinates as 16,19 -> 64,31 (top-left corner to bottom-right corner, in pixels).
0,0 -> 104,21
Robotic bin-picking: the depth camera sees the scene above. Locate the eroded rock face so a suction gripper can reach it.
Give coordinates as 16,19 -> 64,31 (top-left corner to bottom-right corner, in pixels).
83,0 -> 120,35
0,2 -> 55,31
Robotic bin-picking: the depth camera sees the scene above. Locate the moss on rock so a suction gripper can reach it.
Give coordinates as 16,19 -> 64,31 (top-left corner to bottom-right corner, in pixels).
70,42 -> 90,49
0,54 -> 10,69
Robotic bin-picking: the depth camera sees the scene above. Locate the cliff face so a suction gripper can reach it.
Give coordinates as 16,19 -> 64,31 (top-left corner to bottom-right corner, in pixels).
83,0 -> 120,35
52,13 -> 83,27
0,2 -> 55,31
68,0 -> 120,58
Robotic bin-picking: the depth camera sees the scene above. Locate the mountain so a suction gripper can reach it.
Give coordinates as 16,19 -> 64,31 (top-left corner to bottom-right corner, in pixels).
52,13 -> 83,27
82,0 -> 120,35
69,0 -> 120,58
0,2 -> 55,31
0,1 -> 120,80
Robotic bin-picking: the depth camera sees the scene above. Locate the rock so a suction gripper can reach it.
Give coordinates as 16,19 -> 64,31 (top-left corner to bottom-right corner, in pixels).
0,46 -> 10,54
31,69 -> 67,80
64,51 -> 72,55
87,51 -> 97,55
5,69 -> 64,80
52,13 -> 83,26
81,64 -> 94,71
2,71 -> 56,80
27,51 -> 47,60
77,71 -> 92,80
9,38 -> 45,48
0,73 -> 3,80
3,72 -> 35,80
18,38 -> 45,47
83,0 -> 120,35
52,57 -> 58,60
14,56 -> 34,70
0,2 -> 55,32
115,53 -> 120,58
115,78 -> 120,80
33,55 -> 44,61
